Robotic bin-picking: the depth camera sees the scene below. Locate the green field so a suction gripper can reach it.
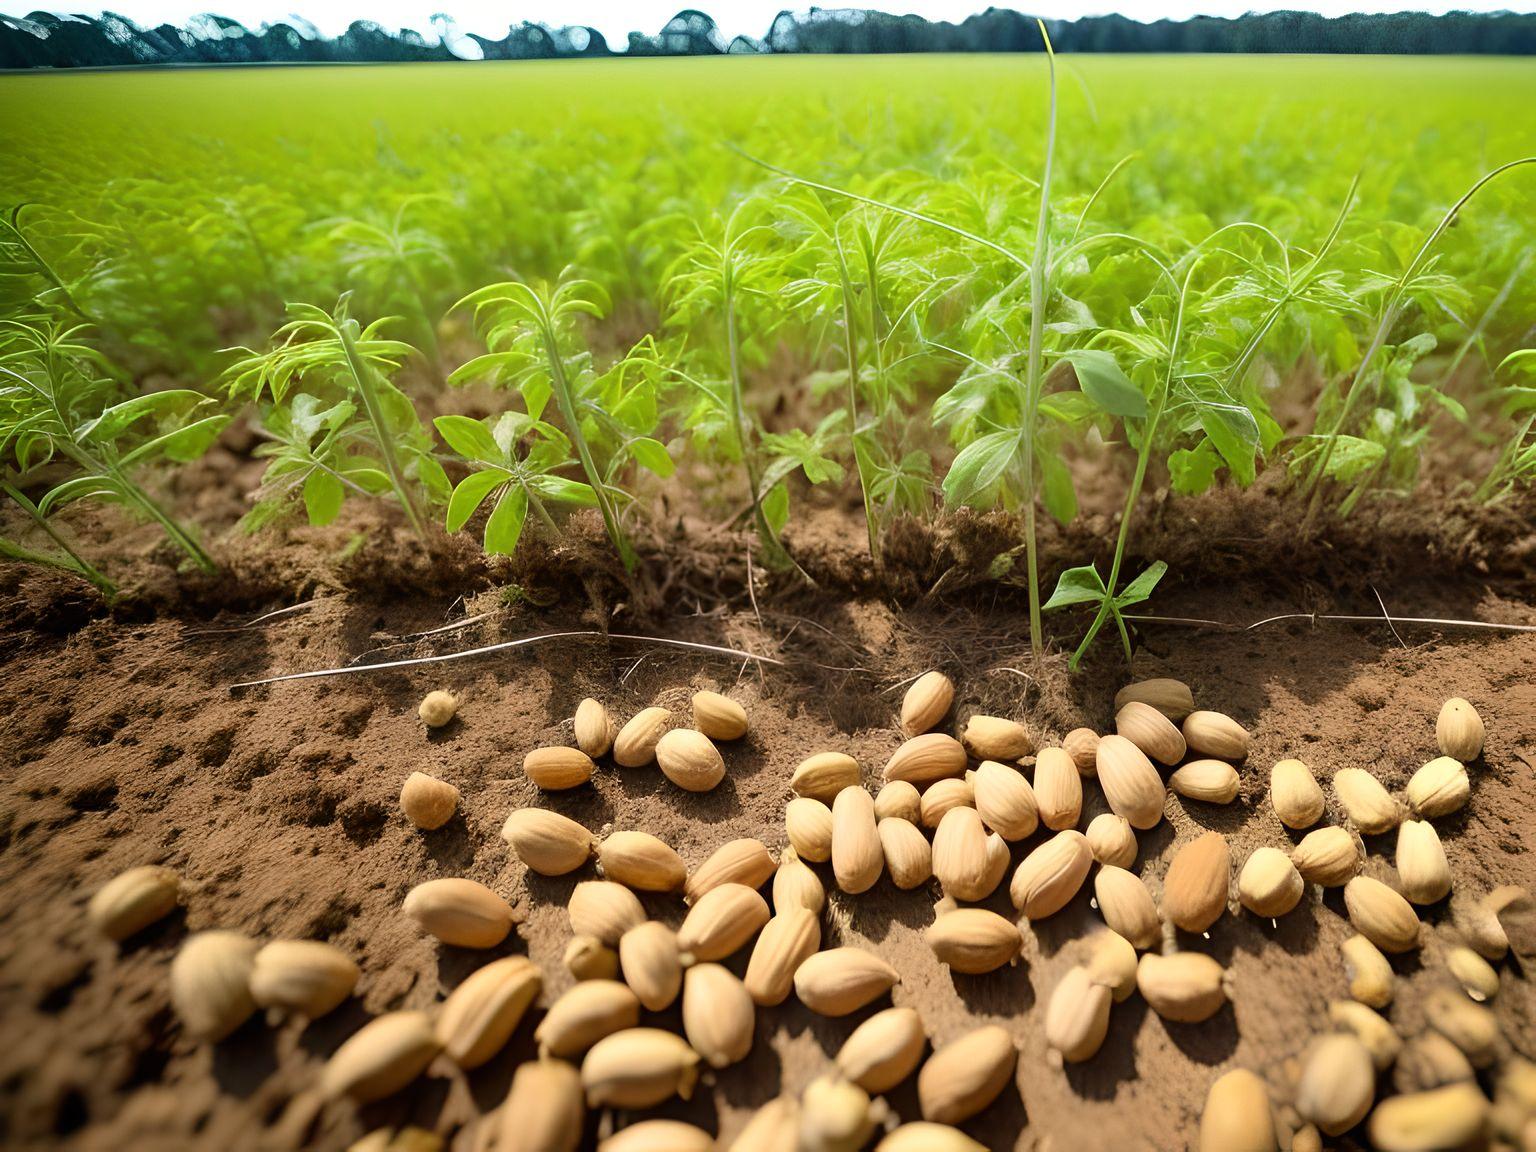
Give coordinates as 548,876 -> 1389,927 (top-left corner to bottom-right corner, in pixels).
2,54 -> 1534,642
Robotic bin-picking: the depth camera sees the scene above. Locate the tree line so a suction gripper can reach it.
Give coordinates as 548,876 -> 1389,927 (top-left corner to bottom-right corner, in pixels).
4,6 -> 1535,70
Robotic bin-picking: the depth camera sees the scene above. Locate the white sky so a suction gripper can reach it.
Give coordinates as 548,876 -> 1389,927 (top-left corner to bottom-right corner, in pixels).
4,0 -> 1528,42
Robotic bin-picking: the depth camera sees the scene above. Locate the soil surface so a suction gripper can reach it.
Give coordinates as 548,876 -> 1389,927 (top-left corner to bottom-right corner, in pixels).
2,441 -> 1534,1152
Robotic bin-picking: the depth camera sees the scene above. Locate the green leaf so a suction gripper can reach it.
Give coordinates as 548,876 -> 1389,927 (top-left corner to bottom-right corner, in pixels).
302,469 -> 344,525
1319,435 -> 1387,484
1114,560 -> 1167,608
483,484 -> 528,555
121,414 -> 230,465
79,390 -> 207,444
529,475 -> 598,506
1043,564 -> 1108,611
629,436 -> 674,478
942,429 -> 1018,508
434,414 -> 502,462
1197,401 -> 1262,485
446,468 -> 506,532
1168,440 -> 1223,496
762,482 -> 790,537
1039,453 -> 1078,524
1059,349 -> 1147,418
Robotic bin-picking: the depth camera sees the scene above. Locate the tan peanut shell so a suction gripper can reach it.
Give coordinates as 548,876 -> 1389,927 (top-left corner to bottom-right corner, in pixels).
1086,812 -> 1138,869
655,727 -> 725,792
88,864 -> 180,942
499,1059 -> 583,1152
1115,678 -> 1195,721
1341,933 -> 1394,1008
601,1120 -> 716,1152
1406,756 -> 1470,818
1446,945 -> 1500,1002
170,930 -> 257,1041
677,882 -> 770,961
832,785 -> 884,895
1396,819 -> 1452,905
874,779 -> 922,823
1291,826 -> 1362,887
1094,865 -> 1161,949
793,947 -> 899,1016
320,1010 -> 440,1103
836,1006 -> 926,1093
1271,758 -> 1325,829
1328,999 -> 1402,1071
792,752 -> 861,802
565,934 -> 619,981
1010,830 -> 1092,920
687,837 -> 775,902
799,1074 -> 875,1152
1237,846 -> 1304,919
917,1025 -> 1016,1125
926,907 -> 1022,974
744,907 -> 821,1006
599,830 -> 687,892
436,954 -> 541,1069
785,797 -> 835,863
1295,1033 -> 1375,1136
731,1096 -> 801,1152
960,715 -> 1032,761
877,1124 -> 987,1152
1170,759 -> 1241,805
878,817 -> 933,890
524,745 -> 596,790
418,689 -> 457,727
1044,965 -> 1111,1063
574,697 -> 615,757
399,771 -> 459,830
968,760 -> 1038,840
883,733 -> 967,785
919,777 -> 974,829
1392,1033 -> 1474,1094
1182,710 -> 1250,760
1332,767 -> 1403,835
1369,1081 -> 1490,1152
1034,746 -> 1084,830
502,808 -> 597,876
1063,727 -> 1101,775
682,963 -> 754,1068
1136,951 -> 1227,1022
1162,831 -> 1231,934
618,920 -> 683,1011
613,706 -> 671,767
773,849 -> 826,915
932,806 -> 995,901
1344,875 -> 1421,953
1116,701 -> 1187,765
580,1027 -> 700,1108
1436,697 -> 1484,761
568,880 -> 645,945
1198,1068 -> 1275,1152
1086,930 -> 1138,1002
250,939 -> 359,1020
1095,734 -> 1165,829
692,690 -> 749,740
901,671 -> 954,737
535,979 -> 641,1058
1425,986 -> 1499,1068
403,877 -> 515,949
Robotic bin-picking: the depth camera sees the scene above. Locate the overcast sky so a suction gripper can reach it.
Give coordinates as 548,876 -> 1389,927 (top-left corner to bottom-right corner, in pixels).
5,0 -> 1528,40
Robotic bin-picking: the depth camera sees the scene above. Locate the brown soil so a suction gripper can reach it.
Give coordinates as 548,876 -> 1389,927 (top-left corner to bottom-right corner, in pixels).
2,441 -> 1535,1152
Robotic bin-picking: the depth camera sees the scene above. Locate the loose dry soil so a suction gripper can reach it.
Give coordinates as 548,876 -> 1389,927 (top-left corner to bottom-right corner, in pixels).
2,436 -> 1534,1152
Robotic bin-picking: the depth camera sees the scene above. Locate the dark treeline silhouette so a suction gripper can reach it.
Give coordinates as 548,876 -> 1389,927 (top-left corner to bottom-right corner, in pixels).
4,6 -> 1535,69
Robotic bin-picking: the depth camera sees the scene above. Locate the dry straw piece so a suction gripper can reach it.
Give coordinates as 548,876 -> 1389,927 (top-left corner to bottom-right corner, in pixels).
785,796 -> 835,862
436,954 -> 541,1069
832,786 -> 884,895
919,777 -> 974,829
686,837 -> 775,902
1095,735 -> 1165,829
1198,1068 -> 1276,1152
884,733 -> 968,785
418,689 -> 457,728
320,1010 -> 440,1103
917,1025 -> 1016,1125
792,752 -> 861,802
1034,746 -> 1084,830
744,907 -> 821,1006
580,1027 -> 701,1108
1114,678 -> 1195,721
676,883 -> 770,961
523,746 -> 596,791
925,907 -> 1022,974
574,697 -> 615,757
1094,865 -> 1162,949
1086,813 -> 1138,869
1182,710 -> 1251,760
618,920 -> 683,1011
1044,965 -> 1111,1063
1270,758 -> 1325,829
900,670 -> 954,737
1010,829 -> 1093,920
692,690 -> 748,740
535,979 -> 641,1058
793,947 -> 900,1016
402,877 -> 516,949
599,830 -> 688,892
1136,951 -> 1227,1022
1115,701 -> 1187,765
502,808 -> 598,877
1436,697 -> 1485,761
1162,831 -> 1231,934
836,1007 -> 926,1094
499,1059 -> 583,1152
682,963 -> 754,1068
655,727 -> 725,792
170,930 -> 257,1041
878,817 -> 933,890
960,714 -> 1033,761
250,940 -> 359,1020
969,760 -> 1038,841
88,864 -> 180,942
568,880 -> 645,945
399,771 -> 459,830
613,706 -> 671,767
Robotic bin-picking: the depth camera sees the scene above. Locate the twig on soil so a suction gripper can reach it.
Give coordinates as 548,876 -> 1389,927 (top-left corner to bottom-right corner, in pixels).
228,630 -> 785,690
1370,585 -> 1408,650
1122,611 -> 1536,634
182,598 -> 318,637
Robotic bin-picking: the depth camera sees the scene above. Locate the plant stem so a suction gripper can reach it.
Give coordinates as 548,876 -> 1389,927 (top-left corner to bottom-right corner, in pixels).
1,480 -> 116,595
106,461 -> 217,573
834,239 -> 882,570
539,323 -> 635,569
338,317 -> 426,538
